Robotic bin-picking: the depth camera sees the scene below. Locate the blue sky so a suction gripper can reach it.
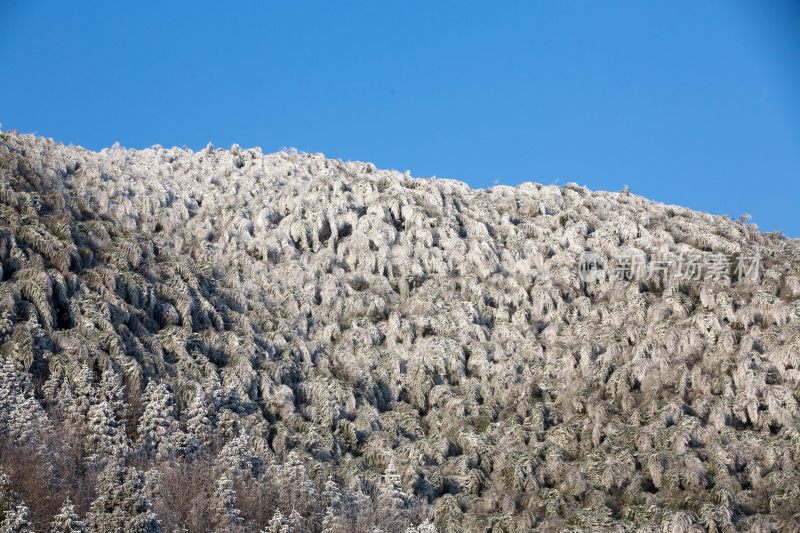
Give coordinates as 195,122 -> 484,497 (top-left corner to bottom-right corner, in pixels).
1,1 -> 798,235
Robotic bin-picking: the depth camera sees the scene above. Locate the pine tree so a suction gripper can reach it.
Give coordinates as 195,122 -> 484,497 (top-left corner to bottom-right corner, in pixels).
212,476 -> 243,533
380,460 -> 406,511
87,464 -> 161,533
180,391 -> 214,459
415,520 -> 437,533
216,432 -> 267,478
85,399 -> 130,465
283,452 -> 317,510
322,475 -> 343,511
0,503 -> 34,533
321,508 -> 338,533
62,365 -> 96,432
288,508 -> 304,533
321,475 -> 346,532
0,471 -> 33,533
265,509 -> 289,533
98,365 -> 129,424
136,381 -> 178,461
50,499 -> 88,533
0,472 -> 12,510
0,359 -> 48,446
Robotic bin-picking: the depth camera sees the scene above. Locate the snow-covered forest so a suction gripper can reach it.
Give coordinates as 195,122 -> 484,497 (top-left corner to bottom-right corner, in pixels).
0,131 -> 799,531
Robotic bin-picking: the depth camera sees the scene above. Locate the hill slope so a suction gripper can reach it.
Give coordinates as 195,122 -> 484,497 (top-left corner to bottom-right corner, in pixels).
1,131 -> 799,531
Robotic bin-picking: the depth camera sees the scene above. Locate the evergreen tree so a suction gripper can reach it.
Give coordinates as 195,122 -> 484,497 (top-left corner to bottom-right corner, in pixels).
322,475 -> 343,511
87,464 -> 161,533
85,399 -> 130,465
212,476 -> 243,533
98,365 -> 129,425
288,508 -> 304,533
137,381 -> 178,461
180,390 -> 214,458
320,475 -> 346,532
0,359 -> 48,445
0,472 -> 12,511
0,503 -> 34,533
62,365 -> 96,433
380,460 -> 406,511
216,432 -> 267,478
415,520 -> 437,533
378,460 -> 408,530
265,510 -> 289,533
49,499 -> 88,533
0,472 -> 33,533
283,452 -> 317,510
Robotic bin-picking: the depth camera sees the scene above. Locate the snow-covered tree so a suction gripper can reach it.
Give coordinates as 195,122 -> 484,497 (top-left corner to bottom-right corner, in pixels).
87,464 -> 161,533
212,476 -> 243,532
136,381 -> 179,461
98,365 -> 129,425
0,473 -> 33,533
377,460 -> 408,530
287,508 -> 304,533
179,390 -> 214,458
265,509 -> 289,533
1,129 -> 800,530
0,503 -> 34,533
49,499 -> 88,533
0,359 -> 48,446
85,399 -> 130,465
320,474 -> 347,531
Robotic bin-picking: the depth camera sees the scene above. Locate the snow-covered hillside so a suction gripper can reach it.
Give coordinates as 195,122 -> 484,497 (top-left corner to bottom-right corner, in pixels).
1,131 -> 799,531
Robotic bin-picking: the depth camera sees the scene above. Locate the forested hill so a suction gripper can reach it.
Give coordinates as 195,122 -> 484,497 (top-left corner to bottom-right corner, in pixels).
1,131 -> 799,532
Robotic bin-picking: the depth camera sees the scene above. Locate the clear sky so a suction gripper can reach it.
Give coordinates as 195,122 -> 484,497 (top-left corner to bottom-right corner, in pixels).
1,1 -> 798,236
